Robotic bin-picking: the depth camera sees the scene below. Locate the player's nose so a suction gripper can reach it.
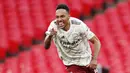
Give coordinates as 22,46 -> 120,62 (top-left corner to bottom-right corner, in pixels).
57,17 -> 62,21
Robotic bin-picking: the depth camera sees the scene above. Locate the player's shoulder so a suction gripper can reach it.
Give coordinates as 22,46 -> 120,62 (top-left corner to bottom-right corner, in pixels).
70,17 -> 89,29
70,17 -> 83,25
50,19 -> 57,25
48,19 -> 57,29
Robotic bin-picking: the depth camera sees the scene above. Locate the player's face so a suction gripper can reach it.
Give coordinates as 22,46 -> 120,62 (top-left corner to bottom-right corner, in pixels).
56,9 -> 70,29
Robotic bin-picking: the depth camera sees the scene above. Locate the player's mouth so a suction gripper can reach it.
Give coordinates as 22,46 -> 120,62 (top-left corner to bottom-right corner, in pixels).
57,21 -> 65,28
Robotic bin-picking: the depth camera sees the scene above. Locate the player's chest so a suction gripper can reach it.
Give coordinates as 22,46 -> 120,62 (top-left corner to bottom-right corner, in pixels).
56,29 -> 82,43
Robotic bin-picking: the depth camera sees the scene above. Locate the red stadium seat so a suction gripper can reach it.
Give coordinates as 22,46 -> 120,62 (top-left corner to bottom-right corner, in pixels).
105,7 -> 130,43
123,52 -> 130,73
0,63 -> 4,73
104,8 -> 128,73
116,2 -> 130,37
81,0 -> 94,16
0,30 -> 8,61
19,51 -> 34,73
56,0 -> 70,6
98,46 -> 109,67
0,1 -> 130,73
42,0 -> 56,25
16,0 -> 34,47
29,0 -> 47,40
31,45 -> 52,73
0,4 -> 8,61
4,57 -> 19,73
46,42 -> 67,73
128,0 -> 130,9
70,0 -> 82,18
3,0 -> 22,54
93,14 -> 110,37
93,0 -> 104,10
104,45 -> 123,73
105,8 -> 123,33
84,19 -> 97,35
105,0 -> 115,4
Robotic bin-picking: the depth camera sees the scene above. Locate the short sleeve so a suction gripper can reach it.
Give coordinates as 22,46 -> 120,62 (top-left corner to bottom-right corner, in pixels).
45,21 -> 57,36
80,21 -> 95,40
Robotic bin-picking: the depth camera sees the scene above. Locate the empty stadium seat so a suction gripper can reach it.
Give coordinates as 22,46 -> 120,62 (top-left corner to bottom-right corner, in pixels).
4,57 -> 19,73
3,0 -> 22,55
29,0 -> 47,41
19,51 -> 34,73
81,0 -> 94,16
94,0 -> 104,10
0,63 -> 4,73
70,0 -> 82,18
98,45 -> 109,67
93,14 -> 110,38
56,0 -> 70,6
128,0 -> 130,8
0,1 -> 130,73
46,43 -> 67,73
0,4 -> 8,61
0,30 -> 8,61
42,0 -> 56,25
84,19 -> 97,34
16,0 -> 34,47
116,2 -> 130,36
105,7 -> 124,34
105,0 -> 115,4
31,45 -> 52,73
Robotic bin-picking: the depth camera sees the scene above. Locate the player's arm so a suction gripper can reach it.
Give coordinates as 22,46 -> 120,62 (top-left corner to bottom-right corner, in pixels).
79,20 -> 101,69
44,35 -> 53,49
87,35 -> 101,69
44,28 -> 57,49
89,35 -> 101,60
80,20 -> 101,59
44,21 -> 57,49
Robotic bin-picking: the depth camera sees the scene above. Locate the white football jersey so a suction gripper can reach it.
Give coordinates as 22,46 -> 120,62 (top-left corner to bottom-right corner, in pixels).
46,17 -> 95,66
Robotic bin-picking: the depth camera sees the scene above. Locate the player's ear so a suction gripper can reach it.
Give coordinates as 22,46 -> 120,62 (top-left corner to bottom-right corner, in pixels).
69,13 -> 70,17
68,14 -> 70,18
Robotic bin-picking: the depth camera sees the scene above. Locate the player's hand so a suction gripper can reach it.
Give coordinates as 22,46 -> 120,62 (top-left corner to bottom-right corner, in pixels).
86,59 -> 97,70
49,28 -> 57,36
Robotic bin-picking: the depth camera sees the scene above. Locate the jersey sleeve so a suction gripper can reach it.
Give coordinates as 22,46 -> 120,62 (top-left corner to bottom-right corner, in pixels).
45,21 -> 57,36
80,21 -> 95,40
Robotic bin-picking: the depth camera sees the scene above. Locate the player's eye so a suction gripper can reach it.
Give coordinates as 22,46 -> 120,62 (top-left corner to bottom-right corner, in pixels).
56,16 -> 59,18
61,15 -> 65,18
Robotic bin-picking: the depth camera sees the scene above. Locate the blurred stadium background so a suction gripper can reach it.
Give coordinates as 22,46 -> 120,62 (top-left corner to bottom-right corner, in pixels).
0,0 -> 130,73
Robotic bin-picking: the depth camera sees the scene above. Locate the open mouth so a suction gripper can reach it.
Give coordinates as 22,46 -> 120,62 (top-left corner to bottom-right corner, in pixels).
57,21 -> 65,28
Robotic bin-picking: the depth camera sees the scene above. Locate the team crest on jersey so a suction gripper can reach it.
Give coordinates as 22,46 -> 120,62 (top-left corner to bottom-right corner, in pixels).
71,20 -> 81,25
